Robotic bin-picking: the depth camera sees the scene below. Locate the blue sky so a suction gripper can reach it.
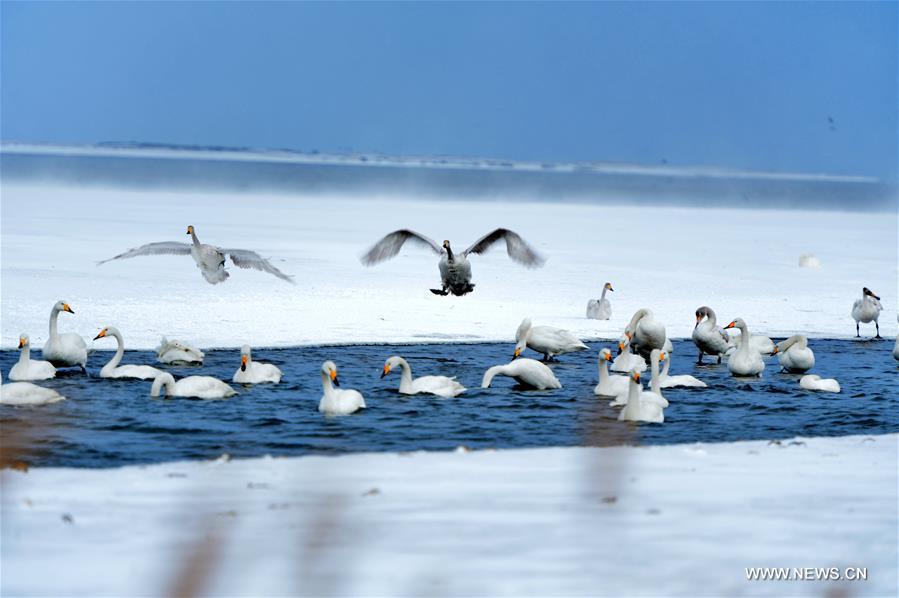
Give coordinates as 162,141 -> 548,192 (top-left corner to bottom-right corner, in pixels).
2,2 -> 896,181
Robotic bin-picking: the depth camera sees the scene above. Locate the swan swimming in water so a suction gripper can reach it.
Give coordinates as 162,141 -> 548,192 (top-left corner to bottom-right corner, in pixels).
618,370 -> 665,424
772,335 -> 815,373
233,345 -> 282,384
42,301 -> 88,369
482,358 -> 561,390
94,327 -> 164,380
613,349 -> 668,407
851,287 -> 883,338
9,335 -> 56,381
361,228 -> 544,296
586,282 -> 613,320
151,372 -> 236,399
624,308 -> 667,358
611,334 -> 647,373
156,337 -> 204,365
381,356 -> 465,398
658,350 -> 707,388
319,361 -> 366,415
799,375 -> 840,393
692,306 -> 732,364
594,348 -> 629,398
1,371 -> 65,406
722,318 -> 766,377
513,318 -> 588,361
99,225 -> 294,284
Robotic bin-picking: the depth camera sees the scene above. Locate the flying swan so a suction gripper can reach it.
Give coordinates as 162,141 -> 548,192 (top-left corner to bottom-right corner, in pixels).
319,361 -> 366,415
9,334 -> 56,381
233,345 -> 282,384
94,327 -> 164,380
42,300 -> 88,369
482,358 -> 561,390
381,356 -> 465,398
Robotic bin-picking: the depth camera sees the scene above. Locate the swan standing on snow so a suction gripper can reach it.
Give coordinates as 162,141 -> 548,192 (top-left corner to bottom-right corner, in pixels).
156,337 -> 204,365
9,335 -> 56,381
381,356 -> 465,398
611,334 -> 647,373
658,350 -> 707,388
772,335 -> 815,373
151,372 -> 236,399
618,370 -> 665,424
42,301 -> 88,369
514,318 -> 588,361
624,308 -> 667,358
93,327 -> 165,380
319,361 -> 366,415
99,225 -> 294,285
233,345 -> 282,384
594,348 -> 629,398
723,318 -> 766,377
851,287 -> 883,338
799,375 -> 841,393
482,358 -> 561,390
586,282 -> 614,320
613,349 -> 668,407
692,306 -> 732,364
1,372 -> 65,406
361,228 -> 544,296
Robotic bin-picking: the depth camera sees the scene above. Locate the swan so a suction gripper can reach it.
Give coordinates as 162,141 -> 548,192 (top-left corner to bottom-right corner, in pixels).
319,361 -> 366,415
9,334 -> 56,381
624,308 -> 667,357
724,329 -> 775,355
233,345 -> 282,384
151,372 -> 236,399
513,318 -> 588,361
722,318 -> 766,377
42,300 -> 88,369
799,375 -> 840,393
156,337 -> 204,365
94,327 -> 164,380
594,348 -> 629,398
381,356 -> 465,398
692,306 -> 732,364
586,282 -> 613,320
617,370 -> 665,423
613,349 -> 668,407
610,335 -> 647,373
361,228 -> 544,296
482,358 -> 561,390
658,350 -> 707,388
1,372 -> 65,406
99,225 -> 294,284
851,287 -> 883,338
772,335 -> 815,373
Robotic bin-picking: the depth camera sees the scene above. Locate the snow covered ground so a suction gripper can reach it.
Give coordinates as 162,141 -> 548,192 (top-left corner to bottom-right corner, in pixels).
2,434 -> 896,597
1,183 -> 895,350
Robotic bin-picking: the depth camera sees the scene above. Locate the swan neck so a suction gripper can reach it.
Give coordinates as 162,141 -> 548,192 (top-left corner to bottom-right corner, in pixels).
445,244 -> 454,262
190,230 -> 201,247
321,371 -> 334,395
626,309 -> 648,334
49,307 -> 59,338
151,373 -> 175,397
650,354 -> 661,393
625,378 -> 640,414
598,356 -> 609,383
106,329 -> 125,370
398,359 -> 413,392
19,343 -> 31,364
738,322 -> 750,348
482,366 -> 501,388
661,354 -> 670,378
599,287 -> 608,301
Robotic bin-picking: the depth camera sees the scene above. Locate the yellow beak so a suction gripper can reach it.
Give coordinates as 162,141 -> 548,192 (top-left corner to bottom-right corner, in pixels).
330,369 -> 337,381
513,347 -> 521,358
93,328 -> 107,340
63,303 -> 74,313
18,338 -> 26,349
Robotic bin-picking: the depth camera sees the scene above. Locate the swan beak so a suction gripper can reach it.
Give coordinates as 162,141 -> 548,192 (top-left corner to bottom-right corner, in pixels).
330,369 -> 339,387
608,285 -> 614,292
694,314 -> 702,329
723,321 -> 735,330
771,346 -> 779,355
660,352 -> 667,362
93,328 -> 107,340
867,289 -> 881,300
513,347 -> 521,359
186,226 -> 193,235
63,303 -> 74,314
604,353 -> 612,362
240,355 -> 247,371
381,365 -> 391,378
18,337 -> 25,349
632,372 -> 641,382
617,342 -> 625,354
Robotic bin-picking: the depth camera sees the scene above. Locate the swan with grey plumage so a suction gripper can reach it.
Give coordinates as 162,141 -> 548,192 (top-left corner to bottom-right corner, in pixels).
586,282 -> 613,320
9,334 -> 56,381
772,335 -> 815,373
692,306 -> 732,364
624,308 -> 667,358
361,228 -> 544,296
42,300 -> 88,369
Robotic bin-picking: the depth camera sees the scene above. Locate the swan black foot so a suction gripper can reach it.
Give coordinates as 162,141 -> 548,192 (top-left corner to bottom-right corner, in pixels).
430,288 -> 449,296
717,355 -> 722,365
696,351 -> 704,365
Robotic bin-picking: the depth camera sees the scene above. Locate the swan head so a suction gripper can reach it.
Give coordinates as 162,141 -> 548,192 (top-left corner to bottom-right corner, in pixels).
604,282 -> 614,292
723,318 -> 744,331
599,348 -> 613,362
863,287 -> 880,300
186,225 -> 195,235
322,360 -> 340,386
617,335 -> 629,354
54,300 -> 74,314
695,306 -> 711,327
657,351 -> 667,363
630,370 -> 641,383
513,341 -> 526,359
18,334 -> 29,349
240,345 -> 251,371
93,327 -> 109,340
381,355 -> 402,378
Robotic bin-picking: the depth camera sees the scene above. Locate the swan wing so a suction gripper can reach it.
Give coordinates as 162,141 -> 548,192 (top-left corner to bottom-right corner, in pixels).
360,229 -> 443,265
462,228 -> 544,267
224,249 -> 294,283
98,241 -> 191,264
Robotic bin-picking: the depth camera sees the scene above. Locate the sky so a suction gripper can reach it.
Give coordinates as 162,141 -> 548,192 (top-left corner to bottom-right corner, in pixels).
1,2 -> 896,181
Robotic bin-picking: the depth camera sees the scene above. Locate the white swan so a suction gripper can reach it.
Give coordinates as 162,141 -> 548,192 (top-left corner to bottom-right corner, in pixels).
156,337 -> 204,365
772,335 -> 815,373
381,356 -> 465,398
724,329 -> 775,355
93,327 -> 164,380
514,318 -> 588,361
692,306 -> 732,364
610,335 -> 647,373
586,282 -> 613,320
659,350 -> 707,388
319,361 -> 366,415
9,334 -> 56,381
799,375 -> 840,393
594,348 -> 629,398
624,308 -> 667,357
1,372 -> 65,406
851,287 -> 883,338
151,372 -> 236,399
618,370 -> 665,423
482,358 -> 561,390
233,345 -> 282,384
42,300 -> 88,369
722,318 -> 766,377
613,349 -> 668,407
99,225 -> 294,284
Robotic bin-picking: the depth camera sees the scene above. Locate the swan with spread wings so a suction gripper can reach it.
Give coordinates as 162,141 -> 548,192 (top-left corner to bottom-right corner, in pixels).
361,228 -> 544,296
98,225 -> 293,284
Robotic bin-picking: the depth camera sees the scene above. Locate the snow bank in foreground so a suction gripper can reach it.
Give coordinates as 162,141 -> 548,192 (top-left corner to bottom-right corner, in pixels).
1,183 -> 895,350
2,434 -> 896,596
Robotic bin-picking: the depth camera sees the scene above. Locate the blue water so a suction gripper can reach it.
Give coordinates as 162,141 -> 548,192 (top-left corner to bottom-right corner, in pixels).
1,339 -> 896,468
